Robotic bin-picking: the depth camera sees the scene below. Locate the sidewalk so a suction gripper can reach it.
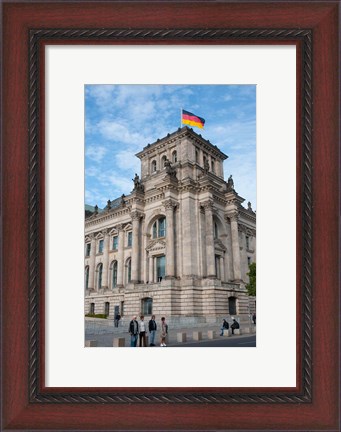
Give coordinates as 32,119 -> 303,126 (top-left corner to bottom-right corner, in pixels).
85,321 -> 256,347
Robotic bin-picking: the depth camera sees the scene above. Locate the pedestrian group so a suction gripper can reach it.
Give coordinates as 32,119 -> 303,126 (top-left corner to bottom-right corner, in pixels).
129,315 -> 168,347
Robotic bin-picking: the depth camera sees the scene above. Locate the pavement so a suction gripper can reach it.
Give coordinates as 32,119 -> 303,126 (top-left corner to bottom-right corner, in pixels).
85,320 -> 256,347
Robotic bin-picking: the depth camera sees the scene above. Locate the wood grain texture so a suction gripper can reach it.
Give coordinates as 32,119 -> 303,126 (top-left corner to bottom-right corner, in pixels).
2,1 -> 339,431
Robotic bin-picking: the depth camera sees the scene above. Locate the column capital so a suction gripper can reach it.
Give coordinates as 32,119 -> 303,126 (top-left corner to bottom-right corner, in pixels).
101,228 -> 109,236
130,210 -> 143,221
163,198 -> 177,211
89,233 -> 96,240
226,210 -> 239,222
116,223 -> 125,232
201,199 -> 214,212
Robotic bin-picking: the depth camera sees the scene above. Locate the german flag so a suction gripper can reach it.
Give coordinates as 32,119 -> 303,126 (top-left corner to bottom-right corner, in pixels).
182,109 -> 205,129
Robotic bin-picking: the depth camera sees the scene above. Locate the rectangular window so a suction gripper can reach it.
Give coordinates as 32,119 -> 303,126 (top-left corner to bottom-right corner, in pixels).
246,236 -> 250,249
98,239 -> 104,253
247,256 -> 252,266
142,298 -> 153,315
112,236 -> 118,250
85,243 -> 91,256
127,232 -> 132,247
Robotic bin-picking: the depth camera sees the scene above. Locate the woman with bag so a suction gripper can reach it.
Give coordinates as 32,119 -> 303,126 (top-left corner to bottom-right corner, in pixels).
160,317 -> 168,347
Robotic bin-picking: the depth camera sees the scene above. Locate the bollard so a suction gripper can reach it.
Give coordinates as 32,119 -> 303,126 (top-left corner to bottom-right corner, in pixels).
223,329 -> 232,336
193,331 -> 202,341
113,337 -> 125,347
243,327 -> 251,334
85,340 -> 98,347
207,330 -> 216,339
234,329 -> 242,335
177,332 -> 187,343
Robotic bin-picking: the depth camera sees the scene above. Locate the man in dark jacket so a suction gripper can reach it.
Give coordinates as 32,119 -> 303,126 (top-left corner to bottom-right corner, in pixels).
148,315 -> 157,346
129,316 -> 139,347
231,318 -> 240,335
220,319 -> 229,336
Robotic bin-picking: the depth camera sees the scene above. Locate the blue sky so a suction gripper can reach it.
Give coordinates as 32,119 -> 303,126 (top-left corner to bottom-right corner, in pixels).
85,85 -> 256,209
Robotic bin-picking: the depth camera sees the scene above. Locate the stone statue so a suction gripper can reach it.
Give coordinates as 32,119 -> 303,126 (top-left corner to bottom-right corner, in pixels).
133,173 -> 140,188
120,194 -> 126,205
164,157 -> 177,178
132,173 -> 144,192
94,205 -> 98,214
227,175 -> 234,191
107,199 -> 111,210
247,201 -> 253,211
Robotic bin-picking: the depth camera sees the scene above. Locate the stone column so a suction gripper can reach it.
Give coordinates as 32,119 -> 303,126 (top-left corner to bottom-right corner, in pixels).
229,212 -> 241,281
117,225 -> 125,287
131,211 -> 141,283
219,256 -> 225,282
101,229 -> 109,290
88,234 -> 96,290
148,254 -> 154,283
203,200 -> 216,278
164,199 -> 176,278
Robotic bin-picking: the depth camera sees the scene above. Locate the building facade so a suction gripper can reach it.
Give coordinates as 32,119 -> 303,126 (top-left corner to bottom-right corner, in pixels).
85,127 -> 256,322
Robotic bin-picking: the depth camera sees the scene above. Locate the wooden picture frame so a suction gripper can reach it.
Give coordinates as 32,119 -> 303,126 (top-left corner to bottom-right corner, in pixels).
2,1 -> 339,430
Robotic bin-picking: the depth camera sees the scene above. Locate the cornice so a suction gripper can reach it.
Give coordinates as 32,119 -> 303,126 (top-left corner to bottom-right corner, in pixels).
239,207 -> 257,223
238,223 -> 256,237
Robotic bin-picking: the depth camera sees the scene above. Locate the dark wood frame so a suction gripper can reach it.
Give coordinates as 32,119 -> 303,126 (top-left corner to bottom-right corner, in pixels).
2,1 -> 339,430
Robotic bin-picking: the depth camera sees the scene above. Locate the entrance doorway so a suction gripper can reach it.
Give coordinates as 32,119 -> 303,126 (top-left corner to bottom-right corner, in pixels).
228,297 -> 237,315
156,255 -> 165,281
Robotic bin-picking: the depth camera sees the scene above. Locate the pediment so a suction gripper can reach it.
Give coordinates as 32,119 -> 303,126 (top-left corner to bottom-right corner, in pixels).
214,238 -> 226,252
146,239 -> 166,251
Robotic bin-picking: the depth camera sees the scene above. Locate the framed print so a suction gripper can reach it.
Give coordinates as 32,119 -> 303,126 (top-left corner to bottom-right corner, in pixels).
1,1 -> 339,431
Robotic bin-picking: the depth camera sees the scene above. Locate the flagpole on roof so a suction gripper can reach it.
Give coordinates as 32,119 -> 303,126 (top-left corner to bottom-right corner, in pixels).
180,107 -> 183,129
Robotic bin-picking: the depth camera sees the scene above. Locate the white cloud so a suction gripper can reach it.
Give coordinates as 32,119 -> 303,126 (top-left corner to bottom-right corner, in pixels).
96,120 -> 149,148
85,145 -> 107,163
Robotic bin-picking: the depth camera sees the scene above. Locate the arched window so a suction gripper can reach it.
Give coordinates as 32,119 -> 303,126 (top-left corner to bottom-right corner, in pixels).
111,261 -> 118,288
228,297 -> 237,316
172,150 -> 177,163
97,263 -> 103,289
151,160 -> 157,172
195,149 -> 199,163
152,217 -> 166,238
211,159 -> 215,173
161,155 -> 167,168
126,258 -> 132,283
85,266 -> 89,290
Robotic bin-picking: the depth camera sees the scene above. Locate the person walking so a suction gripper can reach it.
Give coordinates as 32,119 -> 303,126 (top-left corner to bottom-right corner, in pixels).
220,319 -> 229,336
252,313 -> 256,325
231,318 -> 240,335
160,317 -> 168,347
128,316 -> 139,347
148,315 -> 157,346
138,315 -> 147,347
114,313 -> 121,328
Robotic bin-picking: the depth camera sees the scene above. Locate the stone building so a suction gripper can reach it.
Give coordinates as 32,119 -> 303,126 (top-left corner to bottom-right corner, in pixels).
84,126 -> 256,323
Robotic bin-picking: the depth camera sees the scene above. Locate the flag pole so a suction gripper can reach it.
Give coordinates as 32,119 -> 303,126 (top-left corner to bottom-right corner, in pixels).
180,107 -> 182,129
